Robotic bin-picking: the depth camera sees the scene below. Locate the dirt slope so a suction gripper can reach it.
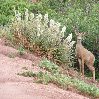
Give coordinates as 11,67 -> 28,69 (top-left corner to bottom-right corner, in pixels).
0,39 -> 89,99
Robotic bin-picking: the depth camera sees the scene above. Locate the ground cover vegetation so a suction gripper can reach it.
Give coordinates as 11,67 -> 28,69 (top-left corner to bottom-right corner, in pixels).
19,58 -> 99,98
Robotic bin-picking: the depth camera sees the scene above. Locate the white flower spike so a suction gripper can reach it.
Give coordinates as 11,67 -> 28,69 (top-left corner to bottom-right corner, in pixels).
69,41 -> 75,48
50,19 -> 55,28
25,8 -> 29,21
44,13 -> 49,23
30,13 -> 34,20
37,13 -> 42,20
16,11 -> 21,21
66,33 -> 72,43
61,26 -> 66,33
56,22 -> 61,28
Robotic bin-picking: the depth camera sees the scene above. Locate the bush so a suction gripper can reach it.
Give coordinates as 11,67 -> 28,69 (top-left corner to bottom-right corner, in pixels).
1,8 -> 75,67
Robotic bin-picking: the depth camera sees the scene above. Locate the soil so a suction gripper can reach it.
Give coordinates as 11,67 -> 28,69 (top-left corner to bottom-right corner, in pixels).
0,38 -> 90,99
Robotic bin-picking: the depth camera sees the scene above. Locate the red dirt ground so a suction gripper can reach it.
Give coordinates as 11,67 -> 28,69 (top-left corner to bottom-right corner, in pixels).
0,39 -> 89,99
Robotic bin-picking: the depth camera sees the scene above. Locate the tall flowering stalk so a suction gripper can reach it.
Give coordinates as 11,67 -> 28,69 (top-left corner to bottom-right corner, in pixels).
25,8 -> 29,21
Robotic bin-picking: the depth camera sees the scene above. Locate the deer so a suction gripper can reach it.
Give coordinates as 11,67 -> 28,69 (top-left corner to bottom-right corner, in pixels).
74,29 -> 95,82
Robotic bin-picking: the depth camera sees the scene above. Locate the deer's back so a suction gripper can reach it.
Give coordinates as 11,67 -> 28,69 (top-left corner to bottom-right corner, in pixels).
76,44 -> 95,64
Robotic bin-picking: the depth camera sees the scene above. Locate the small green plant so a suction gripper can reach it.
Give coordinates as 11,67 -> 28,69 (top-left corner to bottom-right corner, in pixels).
18,71 -> 36,77
8,53 -> 16,58
18,45 -> 25,55
39,58 -> 60,74
36,71 -> 51,84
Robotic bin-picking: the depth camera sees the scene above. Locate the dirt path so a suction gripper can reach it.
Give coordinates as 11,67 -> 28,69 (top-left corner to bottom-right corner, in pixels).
0,39 -> 89,99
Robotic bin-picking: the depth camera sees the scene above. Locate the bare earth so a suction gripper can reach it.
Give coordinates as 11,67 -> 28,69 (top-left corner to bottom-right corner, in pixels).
0,39 -> 89,99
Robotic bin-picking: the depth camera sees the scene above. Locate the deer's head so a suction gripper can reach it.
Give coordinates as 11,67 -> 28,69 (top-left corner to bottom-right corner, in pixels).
75,32 -> 86,41
74,27 -> 85,41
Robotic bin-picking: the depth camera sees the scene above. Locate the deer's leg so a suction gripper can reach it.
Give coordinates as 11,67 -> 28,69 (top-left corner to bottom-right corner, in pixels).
93,69 -> 95,82
78,59 -> 82,74
88,65 -> 95,82
81,60 -> 84,77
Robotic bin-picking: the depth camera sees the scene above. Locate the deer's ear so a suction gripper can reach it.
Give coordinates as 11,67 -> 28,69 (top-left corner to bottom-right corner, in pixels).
75,32 -> 79,36
81,32 -> 86,36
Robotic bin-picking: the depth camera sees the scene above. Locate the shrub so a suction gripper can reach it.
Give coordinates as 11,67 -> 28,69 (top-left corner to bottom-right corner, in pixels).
2,8 -> 75,67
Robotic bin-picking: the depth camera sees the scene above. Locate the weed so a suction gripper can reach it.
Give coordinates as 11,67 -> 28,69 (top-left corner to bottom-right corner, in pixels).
18,45 -> 25,55
18,71 -> 36,77
8,53 -> 16,58
22,67 -> 28,70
